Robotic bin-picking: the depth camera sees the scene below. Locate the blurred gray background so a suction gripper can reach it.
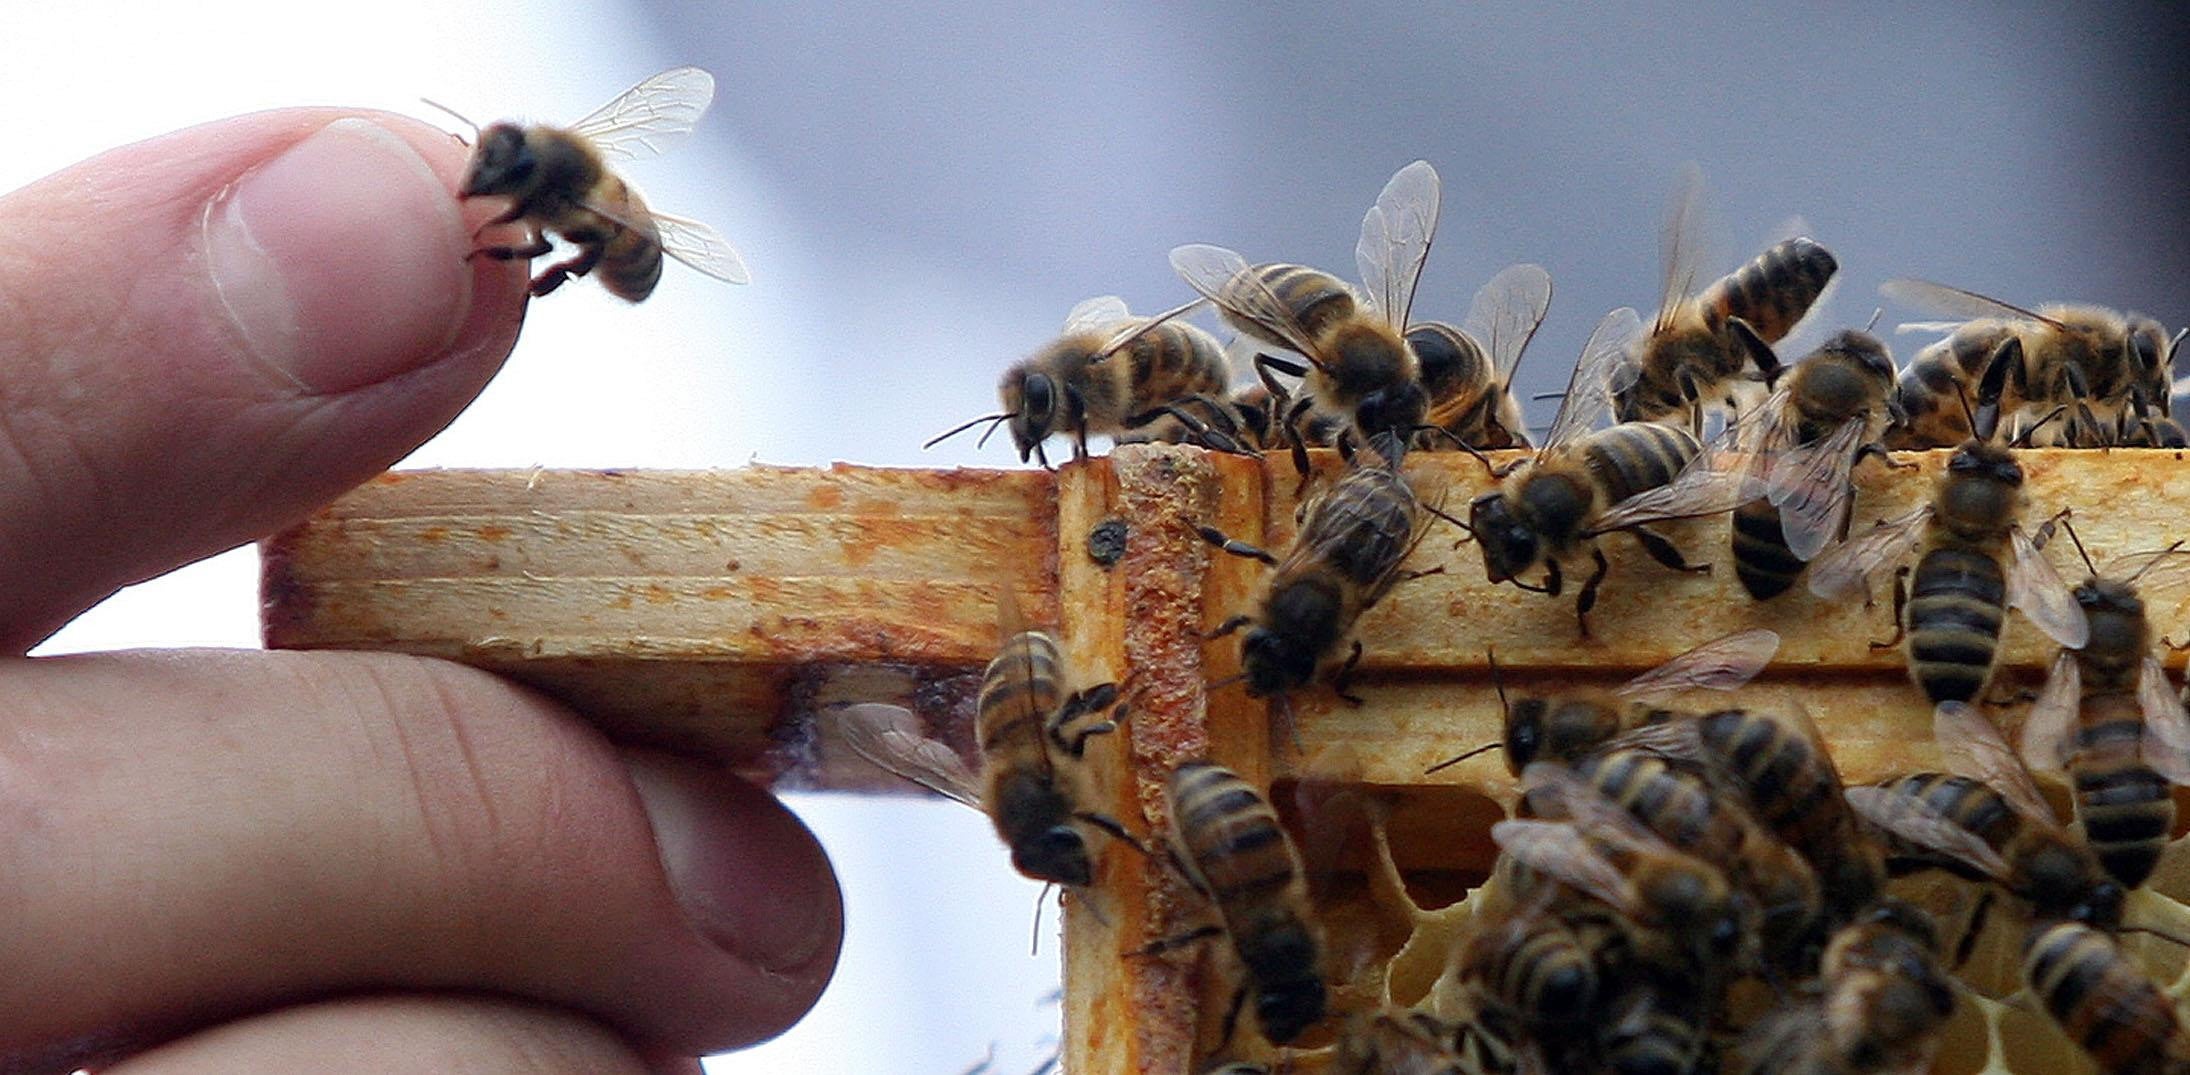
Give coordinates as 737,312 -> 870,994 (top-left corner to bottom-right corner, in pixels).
10,3 -> 2188,1072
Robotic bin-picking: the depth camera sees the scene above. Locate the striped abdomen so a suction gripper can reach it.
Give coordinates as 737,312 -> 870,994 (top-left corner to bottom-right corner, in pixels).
1871,773 -> 2020,882
1226,262 -> 1357,345
1599,982 -> 1711,1075
1693,709 -> 1873,899
1579,422 -> 1702,507
1476,915 -> 1602,1028
1572,749 -> 1744,860
1731,497 -> 1806,600
1105,321 -> 1231,422
1906,544 -> 2007,704
1888,324 -> 2017,448
1697,237 -> 1838,343
1410,322 -> 1527,449
2024,921 -> 2190,1075
2072,692 -> 2174,888
1289,462 -> 1421,595
588,178 -> 666,302
977,630 -> 1068,763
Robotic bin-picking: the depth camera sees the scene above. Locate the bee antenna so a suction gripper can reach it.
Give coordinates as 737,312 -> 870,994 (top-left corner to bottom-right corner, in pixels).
2122,924 -> 2190,949
1488,646 -> 1510,721
2010,405 -> 2067,449
418,97 -> 482,142
924,412 -> 1013,450
1864,307 -> 1884,333
2059,517 -> 2097,580
1425,740 -> 1502,775
1029,883 -> 1054,956
1206,672 -> 1247,693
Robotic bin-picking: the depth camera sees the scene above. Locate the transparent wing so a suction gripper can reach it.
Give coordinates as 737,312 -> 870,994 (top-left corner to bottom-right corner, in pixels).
832,703 -> 985,809
1460,263 -> 1554,388
1488,819 -> 1641,919
1934,700 -> 2058,825
1170,244 -> 1326,362
1092,297 -> 1209,362
1062,295 -> 1132,333
2018,649 -> 2081,774
1602,718 -> 1708,767
1806,506 -> 1930,602
1355,160 -> 1441,330
1543,306 -> 1644,451
1655,163 -> 1708,335
1765,415 -> 1869,561
1616,628 -> 1780,705
647,211 -> 750,284
2100,547 -> 2190,591
1878,278 -> 2058,328
1590,426 -> 1767,533
1844,784 -> 2012,880
2007,526 -> 2091,649
568,66 -> 716,161
2136,655 -> 2190,784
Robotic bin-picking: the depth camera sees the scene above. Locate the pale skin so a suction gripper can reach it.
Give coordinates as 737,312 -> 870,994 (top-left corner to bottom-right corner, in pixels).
0,110 -> 842,1073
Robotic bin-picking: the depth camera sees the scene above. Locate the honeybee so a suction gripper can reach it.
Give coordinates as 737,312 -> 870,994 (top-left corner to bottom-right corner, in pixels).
1328,1008 -> 1467,1075
1847,701 -> 2124,929
2018,533 -> 2190,889
1728,329 -> 1904,601
455,66 -> 750,301
924,295 -> 1230,466
1597,979 -> 1715,1075
1117,382 -> 1345,456
1450,887 -> 1615,1047
834,605 -> 1134,888
2023,919 -> 2190,1075
1408,263 -> 1554,452
1612,169 -> 1839,428
1467,306 -> 1764,636
1735,900 -> 1954,1075
1199,444 -> 1429,707
1806,433 -> 2087,705
1161,761 -> 1326,1046
1171,160 -> 1440,457
1882,278 -> 2178,448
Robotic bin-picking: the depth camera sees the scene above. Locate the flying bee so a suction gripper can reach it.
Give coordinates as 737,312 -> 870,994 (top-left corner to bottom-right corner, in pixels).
1199,443 -> 1430,710
1617,702 -> 1887,922
1495,763 -> 1752,979
1171,160 -> 1441,458
1612,168 -> 1839,429
1846,701 -> 2124,929
1734,899 -> 1954,1075
1728,329 -> 1905,601
1158,761 -> 1326,1046
924,295 -> 1230,466
2017,532 -> 2190,890
1882,278 -> 2179,448
1408,263 -> 1554,452
1806,430 -> 2088,705
835,602 -> 1135,888
2023,919 -> 2190,1075
451,66 -> 750,301
1466,306 -> 1765,636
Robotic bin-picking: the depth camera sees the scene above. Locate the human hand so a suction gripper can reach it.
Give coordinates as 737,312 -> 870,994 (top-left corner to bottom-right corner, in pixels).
0,111 -> 842,1073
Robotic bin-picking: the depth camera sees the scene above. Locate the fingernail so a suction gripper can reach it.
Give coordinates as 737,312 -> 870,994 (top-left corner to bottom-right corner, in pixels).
202,117 -> 472,394
626,753 -> 844,978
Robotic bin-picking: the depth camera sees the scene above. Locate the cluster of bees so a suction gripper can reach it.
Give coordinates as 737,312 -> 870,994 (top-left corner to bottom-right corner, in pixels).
843,154 -> 2190,1075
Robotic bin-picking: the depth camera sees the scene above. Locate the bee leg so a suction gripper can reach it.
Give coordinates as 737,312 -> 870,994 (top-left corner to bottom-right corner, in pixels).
1282,397 -> 1318,486
1197,526 -> 1279,566
1626,526 -> 1711,575
527,244 -> 605,297
1729,317 -> 1782,384
1539,557 -> 1565,597
1574,548 -> 1610,638
1073,811 -> 1149,857
1216,984 -> 1250,1053
1952,888 -> 1996,969
1134,923 -> 1222,958
469,236 -> 553,263
1331,640 -> 1366,706
1206,614 -> 1253,641
1870,566 -> 1911,648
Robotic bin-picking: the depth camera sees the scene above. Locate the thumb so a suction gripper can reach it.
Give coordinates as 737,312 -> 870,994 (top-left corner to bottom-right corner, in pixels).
0,109 -> 528,649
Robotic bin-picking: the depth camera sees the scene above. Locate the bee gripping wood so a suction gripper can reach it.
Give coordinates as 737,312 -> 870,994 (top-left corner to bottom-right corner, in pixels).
260,446 -> 2190,1074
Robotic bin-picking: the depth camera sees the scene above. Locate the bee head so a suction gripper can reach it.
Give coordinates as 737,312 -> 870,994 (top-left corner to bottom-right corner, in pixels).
459,123 -> 538,199
998,367 -> 1059,462
1011,825 -> 1093,888
1240,625 -> 1318,698
1355,380 -> 1430,445
1469,491 -> 1540,583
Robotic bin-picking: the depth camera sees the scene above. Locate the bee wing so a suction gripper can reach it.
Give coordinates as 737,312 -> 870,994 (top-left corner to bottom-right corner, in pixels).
1602,718 -> 1709,767
832,703 -> 985,809
1806,505 -> 1930,602
643,211 -> 751,285
2019,649 -> 2081,774
1488,819 -> 1643,919
1934,701 -> 2059,825
1518,762 -> 1678,855
1355,160 -> 1441,330
2135,655 -> 2190,784
1655,163 -> 1709,334
1460,263 -> 1554,388
2007,526 -> 2091,649
1062,295 -> 1132,333
1843,784 -> 2013,881
1170,244 -> 1326,363
1589,428 -> 1765,533
1090,297 -> 1210,363
1542,306 -> 1644,452
1765,415 -> 1869,561
566,66 -> 716,161
1879,278 -> 2060,329
1615,628 -> 1780,706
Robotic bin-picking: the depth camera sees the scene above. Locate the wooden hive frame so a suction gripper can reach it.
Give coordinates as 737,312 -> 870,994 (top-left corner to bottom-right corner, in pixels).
261,445 -> 2190,1074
